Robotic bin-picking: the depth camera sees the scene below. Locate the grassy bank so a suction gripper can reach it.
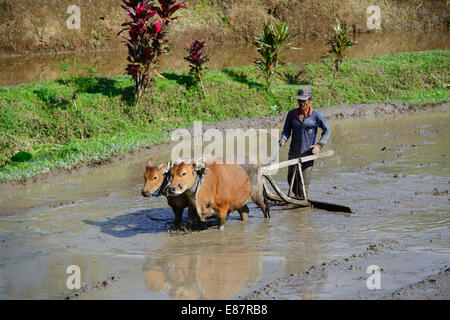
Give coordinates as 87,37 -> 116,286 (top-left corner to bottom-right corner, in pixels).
1,50 -> 449,183
1,0 -> 449,54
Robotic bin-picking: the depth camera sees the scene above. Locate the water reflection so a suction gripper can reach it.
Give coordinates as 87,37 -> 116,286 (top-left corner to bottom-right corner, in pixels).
0,30 -> 448,87
141,221 -> 267,299
143,250 -> 262,300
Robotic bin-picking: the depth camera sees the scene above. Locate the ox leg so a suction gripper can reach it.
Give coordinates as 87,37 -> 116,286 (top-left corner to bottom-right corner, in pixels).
237,204 -> 249,222
218,208 -> 228,231
186,205 -> 198,228
219,218 -> 226,230
172,206 -> 183,227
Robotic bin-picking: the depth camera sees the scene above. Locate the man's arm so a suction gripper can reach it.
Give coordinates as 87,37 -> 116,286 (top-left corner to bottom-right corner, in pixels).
280,111 -> 292,145
317,112 -> 331,148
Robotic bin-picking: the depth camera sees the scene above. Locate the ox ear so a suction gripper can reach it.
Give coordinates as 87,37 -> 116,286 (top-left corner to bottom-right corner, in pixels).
147,158 -> 153,167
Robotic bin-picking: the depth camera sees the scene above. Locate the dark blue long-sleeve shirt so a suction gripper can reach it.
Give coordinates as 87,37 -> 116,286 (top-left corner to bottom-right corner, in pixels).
281,107 -> 331,158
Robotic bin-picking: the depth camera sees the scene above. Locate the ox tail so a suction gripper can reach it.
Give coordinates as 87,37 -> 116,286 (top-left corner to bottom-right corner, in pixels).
252,165 -> 270,219
262,185 -> 270,218
241,161 -> 270,219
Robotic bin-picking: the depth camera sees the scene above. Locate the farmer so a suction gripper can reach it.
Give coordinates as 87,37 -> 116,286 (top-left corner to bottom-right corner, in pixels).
279,87 -> 331,200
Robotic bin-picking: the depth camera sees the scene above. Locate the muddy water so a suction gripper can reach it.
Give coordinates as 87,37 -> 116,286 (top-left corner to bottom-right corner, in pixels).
1,29 -> 449,87
0,110 -> 449,299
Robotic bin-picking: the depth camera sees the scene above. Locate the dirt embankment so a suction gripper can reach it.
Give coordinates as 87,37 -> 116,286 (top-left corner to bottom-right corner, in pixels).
1,0 -> 449,55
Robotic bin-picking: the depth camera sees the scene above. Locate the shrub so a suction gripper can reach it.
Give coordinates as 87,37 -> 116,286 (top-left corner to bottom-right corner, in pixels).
119,0 -> 186,103
184,40 -> 209,94
327,18 -> 356,87
252,23 -> 292,93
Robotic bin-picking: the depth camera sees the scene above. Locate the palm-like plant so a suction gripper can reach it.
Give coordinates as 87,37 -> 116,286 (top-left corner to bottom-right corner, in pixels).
253,23 -> 292,93
327,19 -> 355,87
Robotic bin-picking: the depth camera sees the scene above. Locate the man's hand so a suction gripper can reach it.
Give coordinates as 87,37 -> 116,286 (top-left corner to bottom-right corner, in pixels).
311,144 -> 321,155
279,138 -> 286,147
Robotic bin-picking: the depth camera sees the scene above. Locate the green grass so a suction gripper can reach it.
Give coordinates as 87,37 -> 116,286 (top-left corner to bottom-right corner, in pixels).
1,50 -> 449,182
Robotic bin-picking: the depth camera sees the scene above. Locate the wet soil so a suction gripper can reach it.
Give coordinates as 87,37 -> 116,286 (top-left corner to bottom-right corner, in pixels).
239,240 -> 450,300
389,267 -> 450,300
61,275 -> 119,300
0,102 -> 449,300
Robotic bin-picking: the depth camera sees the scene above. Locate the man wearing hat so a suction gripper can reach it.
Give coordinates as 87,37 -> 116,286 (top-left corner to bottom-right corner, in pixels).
279,87 -> 331,200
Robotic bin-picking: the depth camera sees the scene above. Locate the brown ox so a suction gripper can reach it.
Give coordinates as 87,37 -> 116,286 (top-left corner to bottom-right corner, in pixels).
141,159 -> 196,226
167,156 -> 269,230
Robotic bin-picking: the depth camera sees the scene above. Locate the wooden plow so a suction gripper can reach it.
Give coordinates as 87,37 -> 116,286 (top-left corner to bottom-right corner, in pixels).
262,150 -> 353,216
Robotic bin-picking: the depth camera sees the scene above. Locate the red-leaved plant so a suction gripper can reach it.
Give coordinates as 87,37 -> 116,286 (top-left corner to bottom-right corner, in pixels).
184,40 -> 209,84
119,0 -> 186,103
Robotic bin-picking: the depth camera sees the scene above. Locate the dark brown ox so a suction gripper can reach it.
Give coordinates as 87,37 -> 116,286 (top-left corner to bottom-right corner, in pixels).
141,159 -> 196,226
167,157 -> 269,230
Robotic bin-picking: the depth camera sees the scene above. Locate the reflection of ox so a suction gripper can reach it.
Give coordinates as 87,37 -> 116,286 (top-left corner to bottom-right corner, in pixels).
144,249 -> 262,299
167,156 -> 270,230
141,158 -> 196,226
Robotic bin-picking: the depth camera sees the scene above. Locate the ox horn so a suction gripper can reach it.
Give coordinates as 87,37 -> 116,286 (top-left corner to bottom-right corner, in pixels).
194,157 -> 205,170
165,161 -> 173,173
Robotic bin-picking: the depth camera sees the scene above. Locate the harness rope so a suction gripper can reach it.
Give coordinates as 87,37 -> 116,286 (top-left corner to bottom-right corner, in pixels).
152,163 -> 205,199
152,163 -> 172,197
176,170 -> 197,190
180,169 -> 204,199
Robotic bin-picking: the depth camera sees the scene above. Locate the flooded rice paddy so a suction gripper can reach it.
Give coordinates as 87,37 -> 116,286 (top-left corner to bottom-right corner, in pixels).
0,108 -> 448,299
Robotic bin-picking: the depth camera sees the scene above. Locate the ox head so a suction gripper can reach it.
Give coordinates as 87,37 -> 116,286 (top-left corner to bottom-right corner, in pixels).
141,158 -> 171,197
167,158 -> 209,195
